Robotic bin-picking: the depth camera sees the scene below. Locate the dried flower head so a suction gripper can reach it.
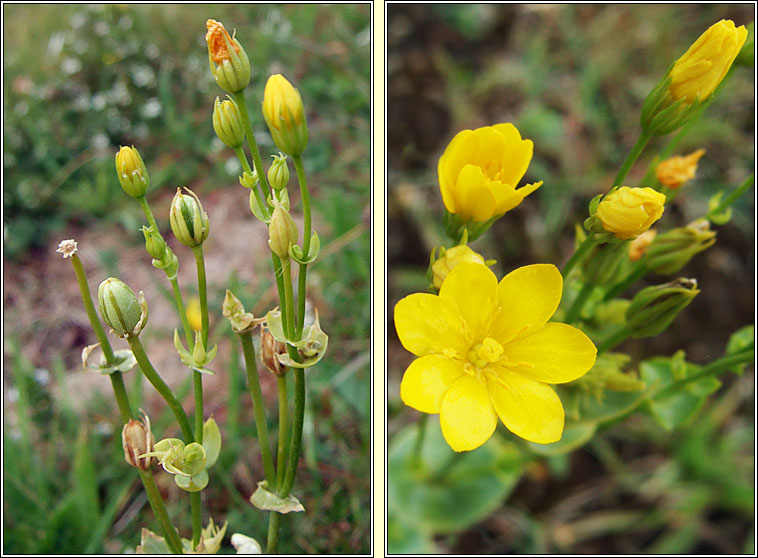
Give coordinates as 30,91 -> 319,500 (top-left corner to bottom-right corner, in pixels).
56,239 -> 79,258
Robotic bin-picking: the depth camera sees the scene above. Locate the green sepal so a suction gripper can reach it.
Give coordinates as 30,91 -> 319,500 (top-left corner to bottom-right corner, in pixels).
202,417 -> 221,469
249,480 -> 305,514
725,325 -> 755,375
81,345 -> 137,375
707,191 -> 733,225
275,310 -> 329,369
173,329 -> 217,375
249,189 -> 271,224
289,231 -> 320,264
174,469 -> 209,492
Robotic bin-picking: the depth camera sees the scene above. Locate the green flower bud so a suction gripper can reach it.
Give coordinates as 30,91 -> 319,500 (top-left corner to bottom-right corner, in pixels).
625,278 -> 699,338
239,170 -> 259,189
98,277 -> 147,337
267,153 -> 290,191
141,225 -> 167,260
206,19 -> 251,94
268,205 -> 298,259
115,146 -> 149,198
169,188 -> 210,247
180,442 -> 207,477
643,219 -> 716,275
212,96 -> 244,148
579,238 -> 628,287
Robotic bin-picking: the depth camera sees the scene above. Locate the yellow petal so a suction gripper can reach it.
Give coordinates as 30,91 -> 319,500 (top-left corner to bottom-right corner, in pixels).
438,130 -> 477,214
453,164 -> 496,222
487,370 -> 564,444
502,323 -> 597,384
439,262 -> 498,341
394,293 -> 466,357
491,123 -> 534,187
471,125 -> 508,164
440,375 -> 497,452
494,180 -> 543,216
400,355 -> 464,414
490,264 -> 563,343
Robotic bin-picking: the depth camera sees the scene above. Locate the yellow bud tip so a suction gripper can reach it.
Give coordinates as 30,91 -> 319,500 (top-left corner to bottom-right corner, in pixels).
206,19 -> 239,64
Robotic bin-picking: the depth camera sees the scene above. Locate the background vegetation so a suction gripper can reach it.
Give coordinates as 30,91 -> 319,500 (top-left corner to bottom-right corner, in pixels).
3,4 -> 370,554
387,4 -> 754,554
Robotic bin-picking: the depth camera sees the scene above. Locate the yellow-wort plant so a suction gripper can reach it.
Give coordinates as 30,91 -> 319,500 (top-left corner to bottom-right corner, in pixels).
58,17 -> 328,554
390,16 -> 754,549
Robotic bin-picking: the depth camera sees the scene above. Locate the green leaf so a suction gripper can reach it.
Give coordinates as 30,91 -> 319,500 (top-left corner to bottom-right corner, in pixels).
249,480 -> 305,513
559,384 -> 650,425
641,356 -> 720,431
202,417 -> 221,469
174,469 -> 209,492
528,422 -> 597,456
387,417 -> 525,534
387,513 -> 437,554
726,325 -> 755,375
707,191 -> 732,225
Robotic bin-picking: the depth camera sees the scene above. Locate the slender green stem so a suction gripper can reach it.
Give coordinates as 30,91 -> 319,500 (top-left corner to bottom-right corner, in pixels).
565,282 -> 595,323
70,254 -> 116,363
562,235 -> 596,278
139,469 -> 184,554
168,277 -> 193,348
190,492 -> 202,548
192,246 -> 210,349
276,374 -> 288,490
109,372 -> 133,424
267,512 -> 280,554
603,263 -> 646,301
613,131 -> 651,187
705,174 -> 754,221
271,253 -> 288,328
234,91 -> 271,206
238,332 -> 276,484
234,145 -> 269,220
654,347 -> 754,400
281,258 -> 296,340
597,326 -> 633,353
411,414 -> 428,468
293,156 -> 312,337
138,196 -> 159,231
127,336 -> 194,441
279,368 -> 305,497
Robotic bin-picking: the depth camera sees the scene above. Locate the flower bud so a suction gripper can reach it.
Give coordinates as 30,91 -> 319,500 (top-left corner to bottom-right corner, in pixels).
239,170 -> 259,189
206,19 -> 250,94
595,187 -> 665,240
656,149 -> 706,189
268,205 -> 298,259
430,245 -> 489,290
142,225 -> 167,260
267,153 -> 290,191
169,188 -> 210,247
625,278 -> 699,338
187,297 -> 202,332
262,74 -> 308,157
98,277 -> 147,337
580,241 -> 628,287
735,22 -> 754,67
115,146 -> 149,198
261,328 -> 287,375
643,219 -> 716,275
122,414 -> 155,471
212,96 -> 245,148
628,229 -> 657,262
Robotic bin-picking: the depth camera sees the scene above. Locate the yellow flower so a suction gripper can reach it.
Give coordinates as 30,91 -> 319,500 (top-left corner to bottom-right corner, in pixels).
437,124 -> 542,223
205,19 -> 250,94
431,245 -> 489,289
669,20 -> 748,104
628,229 -> 657,262
596,187 -> 666,240
394,263 -> 597,451
186,297 -> 202,332
655,149 -> 706,189
262,74 -> 308,157
206,19 -> 239,64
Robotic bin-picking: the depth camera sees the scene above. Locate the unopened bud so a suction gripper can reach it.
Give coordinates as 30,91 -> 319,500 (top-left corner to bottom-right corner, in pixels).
115,146 -> 149,198
212,96 -> 245,148
262,74 -> 308,156
142,225 -> 167,260
169,188 -> 210,247
625,278 -> 699,338
98,277 -> 146,337
656,149 -> 706,189
628,229 -> 657,262
267,153 -> 290,191
643,219 -> 716,274
430,245 -> 489,290
122,414 -> 155,471
206,19 -> 250,94
261,328 -> 287,375
268,205 -> 298,259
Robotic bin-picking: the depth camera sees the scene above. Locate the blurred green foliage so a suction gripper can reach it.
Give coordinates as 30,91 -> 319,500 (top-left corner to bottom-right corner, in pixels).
3,3 -> 369,554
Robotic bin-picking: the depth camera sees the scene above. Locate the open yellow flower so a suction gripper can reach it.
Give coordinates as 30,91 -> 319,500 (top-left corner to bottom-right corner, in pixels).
394,263 -> 597,451
438,124 -> 542,223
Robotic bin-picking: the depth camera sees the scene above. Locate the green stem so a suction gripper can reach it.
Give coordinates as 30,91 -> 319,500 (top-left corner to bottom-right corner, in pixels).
238,332 -> 276,484
169,277 -> 193,348
138,196 -> 159,231
267,512 -> 280,554
127,336 -> 194,441
411,414 -> 428,468
190,492 -> 202,548
109,372 -> 133,424
234,91 -> 271,207
192,246 -> 210,349
276,374 -> 288,490
293,156 -> 312,337
705,174 -> 754,221
565,282 -> 595,323
613,131 -> 651,187
603,263 -> 646,301
654,347 -> 754,400
70,254 -> 116,363
279,368 -> 305,497
281,258 -> 296,340
271,253 -> 288,330
234,144 -> 269,220
139,469 -> 184,554
597,326 -> 633,353
562,235 -> 596,277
